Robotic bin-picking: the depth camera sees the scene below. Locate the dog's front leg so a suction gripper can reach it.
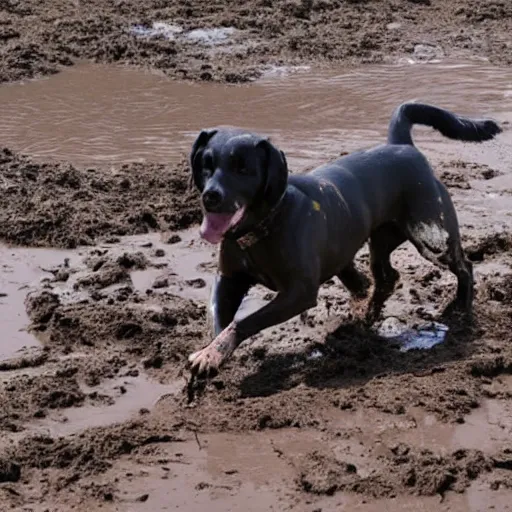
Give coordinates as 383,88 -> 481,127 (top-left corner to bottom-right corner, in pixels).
189,283 -> 318,378
208,274 -> 252,338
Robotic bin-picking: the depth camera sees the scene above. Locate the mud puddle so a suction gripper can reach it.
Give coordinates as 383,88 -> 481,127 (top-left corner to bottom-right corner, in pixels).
108,429 -> 323,511
0,61 -> 510,171
325,392 -> 512,457
0,245 -> 78,360
60,228 -> 267,319
0,228 -> 267,440
32,374 -> 181,438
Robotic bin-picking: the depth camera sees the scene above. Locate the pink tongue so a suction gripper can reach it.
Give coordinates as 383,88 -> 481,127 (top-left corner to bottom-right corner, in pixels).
200,213 -> 237,244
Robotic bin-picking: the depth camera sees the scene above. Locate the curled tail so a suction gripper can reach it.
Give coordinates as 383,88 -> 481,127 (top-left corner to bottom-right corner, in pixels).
387,101 -> 502,146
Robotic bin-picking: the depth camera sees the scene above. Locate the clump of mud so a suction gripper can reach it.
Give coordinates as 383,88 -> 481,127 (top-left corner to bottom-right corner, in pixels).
487,281 -> 512,305
26,287 -> 206,378
0,148 -> 200,248
0,458 -> 21,483
75,251 -> 150,290
3,416 -> 181,476
298,446 -> 491,498
464,232 -> 512,262
0,349 -> 48,372
0,373 -> 85,432
438,160 -> 502,189
25,291 -> 60,324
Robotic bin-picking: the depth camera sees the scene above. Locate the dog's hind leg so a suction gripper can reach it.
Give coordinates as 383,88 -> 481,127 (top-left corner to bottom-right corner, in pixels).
366,223 -> 407,323
338,261 -> 371,299
437,181 -> 474,312
403,180 -> 474,315
445,244 -> 474,315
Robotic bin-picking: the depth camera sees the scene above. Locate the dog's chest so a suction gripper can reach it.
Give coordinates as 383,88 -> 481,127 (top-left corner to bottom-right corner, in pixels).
241,251 -> 279,292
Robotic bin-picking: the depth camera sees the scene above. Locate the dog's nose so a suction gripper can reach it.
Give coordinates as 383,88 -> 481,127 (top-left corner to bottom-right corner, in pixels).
202,189 -> 223,211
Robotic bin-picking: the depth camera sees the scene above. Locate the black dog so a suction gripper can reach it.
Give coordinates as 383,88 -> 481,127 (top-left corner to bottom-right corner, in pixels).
187,102 -> 501,377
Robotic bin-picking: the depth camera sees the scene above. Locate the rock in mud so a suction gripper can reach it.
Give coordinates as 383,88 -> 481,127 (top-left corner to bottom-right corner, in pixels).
152,277 -> 169,289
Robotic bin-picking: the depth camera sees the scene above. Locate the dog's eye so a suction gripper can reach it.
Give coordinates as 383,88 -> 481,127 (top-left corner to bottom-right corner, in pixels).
203,152 -> 214,170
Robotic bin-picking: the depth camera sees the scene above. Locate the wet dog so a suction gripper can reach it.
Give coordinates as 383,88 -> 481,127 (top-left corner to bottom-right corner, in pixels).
187,102 -> 501,377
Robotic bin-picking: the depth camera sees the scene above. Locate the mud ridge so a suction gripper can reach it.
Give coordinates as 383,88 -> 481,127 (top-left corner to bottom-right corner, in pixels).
1,0 -> 511,84
0,148 -> 200,248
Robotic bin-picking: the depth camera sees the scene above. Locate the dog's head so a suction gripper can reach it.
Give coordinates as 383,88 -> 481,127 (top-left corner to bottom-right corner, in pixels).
190,128 -> 288,244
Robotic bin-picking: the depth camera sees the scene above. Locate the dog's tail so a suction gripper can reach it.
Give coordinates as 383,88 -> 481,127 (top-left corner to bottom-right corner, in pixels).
387,101 -> 502,146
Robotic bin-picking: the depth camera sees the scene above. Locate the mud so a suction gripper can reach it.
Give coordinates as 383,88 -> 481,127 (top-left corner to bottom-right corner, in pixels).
1,5 -> 512,509
2,161 -> 512,508
0,148 -> 200,247
1,0 -> 512,85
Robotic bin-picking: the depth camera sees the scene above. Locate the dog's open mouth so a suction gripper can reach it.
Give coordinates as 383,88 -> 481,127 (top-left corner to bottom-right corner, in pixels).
200,207 -> 246,244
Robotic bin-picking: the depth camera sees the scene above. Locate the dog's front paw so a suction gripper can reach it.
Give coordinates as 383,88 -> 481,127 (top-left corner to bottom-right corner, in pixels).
188,323 -> 237,378
188,345 -> 224,378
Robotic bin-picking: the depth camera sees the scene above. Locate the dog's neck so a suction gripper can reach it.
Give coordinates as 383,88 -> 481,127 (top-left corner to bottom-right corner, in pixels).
226,190 -> 288,250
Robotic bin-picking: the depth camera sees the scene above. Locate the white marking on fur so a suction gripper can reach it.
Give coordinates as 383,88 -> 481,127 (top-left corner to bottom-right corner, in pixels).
411,222 -> 450,265
419,222 -> 448,250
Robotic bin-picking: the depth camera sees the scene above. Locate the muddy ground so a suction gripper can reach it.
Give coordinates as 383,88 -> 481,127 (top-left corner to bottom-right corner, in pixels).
1,1 -> 512,511
0,0 -> 512,84
1,146 -> 512,509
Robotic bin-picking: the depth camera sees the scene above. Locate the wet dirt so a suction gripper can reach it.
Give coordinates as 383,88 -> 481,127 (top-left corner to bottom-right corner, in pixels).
0,245 -> 76,360
1,15 -> 512,511
0,0 -> 512,86
0,147 -> 200,248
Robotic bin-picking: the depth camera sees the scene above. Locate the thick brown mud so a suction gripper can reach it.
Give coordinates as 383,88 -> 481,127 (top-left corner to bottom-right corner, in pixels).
0,0 -> 512,85
1,6 -> 512,509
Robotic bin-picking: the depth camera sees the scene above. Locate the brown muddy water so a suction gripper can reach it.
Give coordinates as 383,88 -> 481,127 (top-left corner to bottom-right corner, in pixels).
0,61 -> 510,170
1,61 -> 512,511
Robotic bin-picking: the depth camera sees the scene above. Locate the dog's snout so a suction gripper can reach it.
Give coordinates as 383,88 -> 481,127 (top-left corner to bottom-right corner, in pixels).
202,189 -> 223,211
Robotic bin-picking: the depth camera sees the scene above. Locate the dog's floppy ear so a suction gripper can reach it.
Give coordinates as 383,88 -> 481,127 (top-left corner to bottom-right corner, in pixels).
190,129 -> 218,190
255,138 -> 289,204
